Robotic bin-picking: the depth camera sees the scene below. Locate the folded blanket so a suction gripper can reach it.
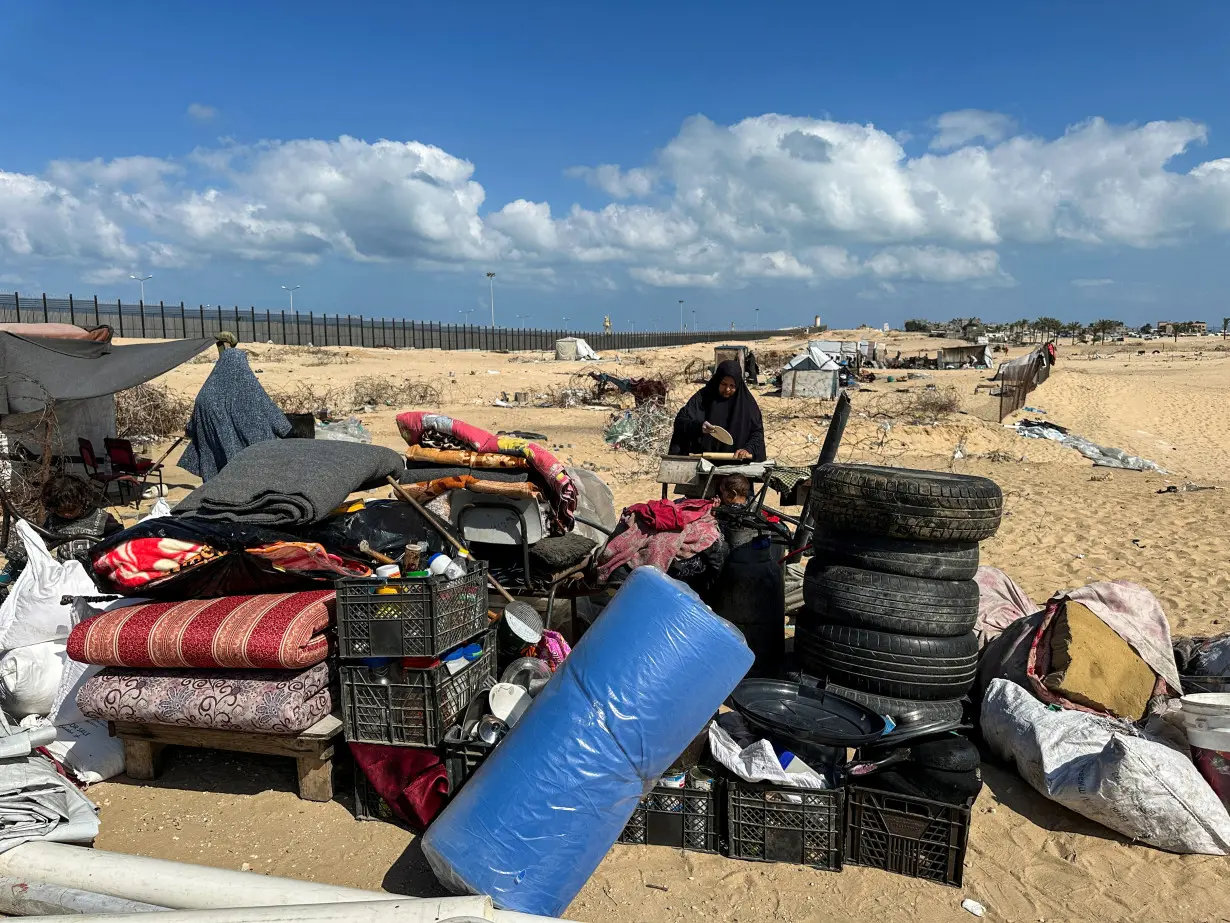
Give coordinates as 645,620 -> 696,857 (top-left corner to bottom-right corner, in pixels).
405,446 -> 529,470
398,413 -> 578,532
94,536 -> 216,589
597,511 -> 721,582
77,662 -> 332,734
398,475 -> 541,503
67,591 -> 334,669
174,440 -> 405,527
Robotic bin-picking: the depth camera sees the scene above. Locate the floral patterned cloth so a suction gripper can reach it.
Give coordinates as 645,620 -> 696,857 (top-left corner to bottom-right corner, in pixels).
76,662 -> 332,734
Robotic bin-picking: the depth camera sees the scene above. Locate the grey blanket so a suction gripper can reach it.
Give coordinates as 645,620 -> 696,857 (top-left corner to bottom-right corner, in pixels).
174,439 -> 405,527
180,349 -> 292,482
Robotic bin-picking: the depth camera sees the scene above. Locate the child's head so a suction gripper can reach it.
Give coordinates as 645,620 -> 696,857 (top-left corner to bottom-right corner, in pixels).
40,474 -> 98,521
718,474 -> 752,507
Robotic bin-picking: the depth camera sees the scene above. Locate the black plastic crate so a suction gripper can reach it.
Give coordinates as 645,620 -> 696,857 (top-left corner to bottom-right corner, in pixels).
726,780 -> 843,870
844,786 -> 971,887
352,767 -> 412,829
442,736 -> 495,796
340,630 -> 494,747
619,781 -> 721,853
335,565 -> 489,659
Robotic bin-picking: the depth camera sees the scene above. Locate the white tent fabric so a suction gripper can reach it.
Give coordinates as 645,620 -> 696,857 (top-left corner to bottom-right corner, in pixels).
783,344 -> 841,372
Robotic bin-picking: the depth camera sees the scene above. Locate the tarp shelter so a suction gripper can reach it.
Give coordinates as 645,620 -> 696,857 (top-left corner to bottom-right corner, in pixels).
554,337 -> 599,361
938,344 -> 993,368
809,340 -> 865,363
0,332 -> 212,459
780,344 -> 840,399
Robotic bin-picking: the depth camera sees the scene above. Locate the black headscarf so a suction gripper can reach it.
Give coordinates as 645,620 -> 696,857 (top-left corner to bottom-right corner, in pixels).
669,359 -> 766,460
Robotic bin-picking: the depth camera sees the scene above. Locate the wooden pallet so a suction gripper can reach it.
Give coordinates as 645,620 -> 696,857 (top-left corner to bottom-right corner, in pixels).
109,714 -> 343,802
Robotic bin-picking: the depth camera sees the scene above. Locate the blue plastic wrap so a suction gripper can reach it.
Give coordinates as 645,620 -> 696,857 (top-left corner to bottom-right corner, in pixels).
421,566 -> 753,916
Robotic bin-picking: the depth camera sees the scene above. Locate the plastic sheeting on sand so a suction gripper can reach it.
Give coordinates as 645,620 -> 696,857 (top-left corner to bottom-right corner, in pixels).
422,566 -> 753,916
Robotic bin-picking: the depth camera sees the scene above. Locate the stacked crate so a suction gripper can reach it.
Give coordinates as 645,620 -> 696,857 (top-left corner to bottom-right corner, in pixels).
334,565 -> 493,819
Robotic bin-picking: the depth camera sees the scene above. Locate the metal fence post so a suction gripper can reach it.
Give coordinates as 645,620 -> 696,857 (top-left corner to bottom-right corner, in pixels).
42,293 -> 48,323
68,294 -> 75,326
159,301 -> 167,338
94,295 -> 100,327
280,310 -> 286,345
117,299 -> 124,337
139,300 -> 146,338
179,302 -> 186,338
13,291 -> 19,323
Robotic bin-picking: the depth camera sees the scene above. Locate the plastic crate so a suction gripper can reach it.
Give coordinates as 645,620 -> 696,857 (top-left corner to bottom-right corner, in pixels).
352,767 -> 412,829
618,781 -> 721,853
335,565 -> 489,659
340,630 -> 495,747
844,786 -> 971,887
442,736 -> 495,797
726,779 -> 843,870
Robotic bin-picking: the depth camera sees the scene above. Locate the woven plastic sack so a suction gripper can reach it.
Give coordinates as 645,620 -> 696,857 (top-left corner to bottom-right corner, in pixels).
982,679 -> 1230,854
422,566 -> 753,915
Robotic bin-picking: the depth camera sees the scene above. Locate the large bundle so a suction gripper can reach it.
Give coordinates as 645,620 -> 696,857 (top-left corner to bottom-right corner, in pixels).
422,567 -> 752,915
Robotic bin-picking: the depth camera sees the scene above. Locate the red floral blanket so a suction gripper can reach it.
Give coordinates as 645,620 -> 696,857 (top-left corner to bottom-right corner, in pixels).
396,412 -> 577,531
67,591 -> 334,669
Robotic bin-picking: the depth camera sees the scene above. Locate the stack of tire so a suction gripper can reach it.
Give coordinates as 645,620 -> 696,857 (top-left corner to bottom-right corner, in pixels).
797,464 -> 1003,725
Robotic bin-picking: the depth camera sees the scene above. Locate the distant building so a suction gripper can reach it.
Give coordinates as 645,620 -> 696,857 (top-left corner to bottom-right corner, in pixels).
1157,320 -> 1208,336
961,321 -> 986,342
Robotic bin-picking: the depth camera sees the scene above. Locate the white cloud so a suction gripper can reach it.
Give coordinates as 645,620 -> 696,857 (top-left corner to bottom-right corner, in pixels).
566,164 -> 656,198
1072,277 -> 1114,287
8,110 -> 1230,293
930,110 -> 1017,151
187,103 -> 218,122
629,267 -> 721,287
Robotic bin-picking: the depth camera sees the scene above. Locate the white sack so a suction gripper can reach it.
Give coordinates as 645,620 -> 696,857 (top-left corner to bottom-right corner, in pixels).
707,721 -> 829,790
982,679 -> 1230,855
21,717 -> 125,786
0,641 -> 68,718
0,522 -> 97,650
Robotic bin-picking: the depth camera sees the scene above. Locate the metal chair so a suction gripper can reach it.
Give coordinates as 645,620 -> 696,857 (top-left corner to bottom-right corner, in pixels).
104,437 -> 165,500
77,438 -> 137,503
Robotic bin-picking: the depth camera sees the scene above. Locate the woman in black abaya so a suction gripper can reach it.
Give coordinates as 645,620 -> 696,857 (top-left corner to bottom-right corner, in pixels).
668,360 -> 766,461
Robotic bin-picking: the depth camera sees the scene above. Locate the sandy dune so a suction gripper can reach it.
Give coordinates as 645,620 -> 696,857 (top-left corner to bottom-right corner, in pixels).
79,331 -> 1230,921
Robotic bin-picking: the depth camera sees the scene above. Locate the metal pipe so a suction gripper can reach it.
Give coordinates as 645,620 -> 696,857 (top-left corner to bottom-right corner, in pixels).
34,899 -> 493,923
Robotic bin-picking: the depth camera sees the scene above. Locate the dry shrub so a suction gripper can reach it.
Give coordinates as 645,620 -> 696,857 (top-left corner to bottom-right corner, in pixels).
349,375 -> 441,408
862,386 -> 962,424
260,345 -> 354,366
267,382 -> 342,417
115,383 -> 193,444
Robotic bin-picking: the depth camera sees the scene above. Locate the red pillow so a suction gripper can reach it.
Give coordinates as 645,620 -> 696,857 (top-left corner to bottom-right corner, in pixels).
68,591 -> 334,669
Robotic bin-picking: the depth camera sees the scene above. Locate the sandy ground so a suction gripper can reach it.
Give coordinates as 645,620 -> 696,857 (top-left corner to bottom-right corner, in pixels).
68,330 -> 1230,921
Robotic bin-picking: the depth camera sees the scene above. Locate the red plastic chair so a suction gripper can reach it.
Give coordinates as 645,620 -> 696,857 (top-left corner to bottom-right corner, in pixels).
78,438 -> 137,502
104,438 -> 164,500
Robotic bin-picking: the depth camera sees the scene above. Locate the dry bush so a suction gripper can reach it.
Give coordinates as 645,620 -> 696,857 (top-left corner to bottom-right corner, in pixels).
260,345 -> 354,366
349,375 -> 442,408
860,386 -> 962,425
115,383 -> 193,444
266,382 -> 343,417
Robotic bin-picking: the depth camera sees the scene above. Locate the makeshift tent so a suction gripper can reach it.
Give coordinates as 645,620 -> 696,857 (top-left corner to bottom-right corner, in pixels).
809,340 -> 864,362
938,344 -> 993,368
780,345 -> 840,399
554,337 -> 599,361
0,332 -> 212,459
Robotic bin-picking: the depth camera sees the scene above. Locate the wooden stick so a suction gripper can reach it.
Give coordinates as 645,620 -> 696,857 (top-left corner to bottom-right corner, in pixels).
386,476 -> 517,605
357,540 -> 396,566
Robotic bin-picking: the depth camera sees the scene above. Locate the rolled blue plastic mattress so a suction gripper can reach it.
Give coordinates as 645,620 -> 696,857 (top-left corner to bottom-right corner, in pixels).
422,566 -> 753,916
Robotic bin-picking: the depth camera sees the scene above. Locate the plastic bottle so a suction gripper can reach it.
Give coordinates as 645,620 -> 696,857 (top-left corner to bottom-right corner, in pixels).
427,554 -> 452,577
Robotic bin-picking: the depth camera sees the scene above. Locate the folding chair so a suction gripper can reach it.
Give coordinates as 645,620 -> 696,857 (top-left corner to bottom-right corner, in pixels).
78,438 -> 136,503
104,438 -> 165,500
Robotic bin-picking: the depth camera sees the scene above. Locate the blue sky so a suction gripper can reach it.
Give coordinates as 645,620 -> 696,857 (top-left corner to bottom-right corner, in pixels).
2,1 -> 1229,331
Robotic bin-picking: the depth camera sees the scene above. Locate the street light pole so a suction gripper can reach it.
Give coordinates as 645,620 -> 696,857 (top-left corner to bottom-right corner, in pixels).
129,273 -> 152,302
678,300 -> 684,333
486,272 -> 496,326
281,285 -> 300,312
755,307 -> 760,329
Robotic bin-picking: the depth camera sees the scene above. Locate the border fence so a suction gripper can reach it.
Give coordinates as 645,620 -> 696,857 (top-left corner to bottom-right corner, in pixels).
0,292 -> 792,352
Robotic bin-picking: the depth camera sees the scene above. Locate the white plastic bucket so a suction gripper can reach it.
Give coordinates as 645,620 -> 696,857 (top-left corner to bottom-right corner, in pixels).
1180,693 -> 1230,731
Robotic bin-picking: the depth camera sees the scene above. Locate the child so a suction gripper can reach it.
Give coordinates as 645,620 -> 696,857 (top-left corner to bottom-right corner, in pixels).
717,474 -> 752,508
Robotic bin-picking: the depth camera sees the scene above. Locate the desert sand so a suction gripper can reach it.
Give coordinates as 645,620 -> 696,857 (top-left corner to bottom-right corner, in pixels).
74,330 -> 1230,921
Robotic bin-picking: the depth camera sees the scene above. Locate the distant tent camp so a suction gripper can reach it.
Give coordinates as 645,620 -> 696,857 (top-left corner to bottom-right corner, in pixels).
780,344 -> 840,399
0,330 -> 212,468
938,344 -> 993,368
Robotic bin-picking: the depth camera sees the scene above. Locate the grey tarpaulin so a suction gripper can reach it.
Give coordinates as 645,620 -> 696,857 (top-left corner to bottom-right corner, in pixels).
0,334 -> 213,415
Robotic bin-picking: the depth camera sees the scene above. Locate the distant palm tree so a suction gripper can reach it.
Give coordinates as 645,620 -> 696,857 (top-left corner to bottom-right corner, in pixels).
1222,317 -> 1229,340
